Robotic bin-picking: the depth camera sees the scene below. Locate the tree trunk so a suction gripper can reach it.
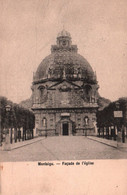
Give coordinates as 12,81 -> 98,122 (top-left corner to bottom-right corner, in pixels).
10,128 -> 12,144
25,129 -> 26,140
14,128 -> 17,143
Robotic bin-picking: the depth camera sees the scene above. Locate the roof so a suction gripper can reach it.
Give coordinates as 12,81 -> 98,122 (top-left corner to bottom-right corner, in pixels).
57,29 -> 71,38
34,31 -> 96,84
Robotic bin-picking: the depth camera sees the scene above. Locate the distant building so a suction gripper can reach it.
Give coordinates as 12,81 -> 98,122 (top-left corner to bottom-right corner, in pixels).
31,30 -> 99,136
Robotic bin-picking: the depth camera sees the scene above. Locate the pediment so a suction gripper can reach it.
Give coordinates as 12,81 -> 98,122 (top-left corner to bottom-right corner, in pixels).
47,80 -> 81,91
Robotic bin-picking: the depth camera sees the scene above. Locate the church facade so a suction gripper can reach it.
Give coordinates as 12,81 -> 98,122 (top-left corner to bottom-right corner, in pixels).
31,30 -> 99,136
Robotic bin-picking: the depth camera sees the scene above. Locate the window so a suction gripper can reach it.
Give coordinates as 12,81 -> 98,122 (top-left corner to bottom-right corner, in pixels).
84,85 -> 92,95
62,40 -> 66,46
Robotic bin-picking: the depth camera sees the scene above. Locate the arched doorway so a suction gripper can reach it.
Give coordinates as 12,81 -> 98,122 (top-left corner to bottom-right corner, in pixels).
56,117 -> 75,136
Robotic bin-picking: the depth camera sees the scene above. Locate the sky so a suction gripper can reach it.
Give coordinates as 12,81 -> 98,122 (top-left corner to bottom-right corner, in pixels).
0,0 -> 127,103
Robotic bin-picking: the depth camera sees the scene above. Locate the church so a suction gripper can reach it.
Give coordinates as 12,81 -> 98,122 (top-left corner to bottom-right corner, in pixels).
31,30 -> 99,136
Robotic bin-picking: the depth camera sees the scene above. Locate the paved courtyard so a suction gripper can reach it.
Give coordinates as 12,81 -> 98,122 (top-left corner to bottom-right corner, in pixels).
0,136 -> 127,161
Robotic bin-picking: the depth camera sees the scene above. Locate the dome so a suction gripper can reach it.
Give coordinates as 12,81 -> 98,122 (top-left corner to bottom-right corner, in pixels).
57,29 -> 71,38
34,31 -> 97,84
34,52 -> 96,83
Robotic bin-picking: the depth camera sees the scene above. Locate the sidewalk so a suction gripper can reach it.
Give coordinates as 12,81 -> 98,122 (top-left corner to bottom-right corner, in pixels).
87,136 -> 127,151
0,136 -> 45,151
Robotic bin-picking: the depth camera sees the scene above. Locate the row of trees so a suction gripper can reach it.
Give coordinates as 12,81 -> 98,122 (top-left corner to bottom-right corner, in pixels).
0,96 -> 35,143
97,97 -> 127,128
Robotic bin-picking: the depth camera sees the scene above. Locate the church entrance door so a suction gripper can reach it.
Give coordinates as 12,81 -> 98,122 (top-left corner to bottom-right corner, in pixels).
63,123 -> 69,135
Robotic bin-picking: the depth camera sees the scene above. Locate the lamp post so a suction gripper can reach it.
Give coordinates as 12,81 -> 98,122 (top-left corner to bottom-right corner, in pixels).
114,101 -> 124,145
6,105 -> 13,143
4,105 -> 11,150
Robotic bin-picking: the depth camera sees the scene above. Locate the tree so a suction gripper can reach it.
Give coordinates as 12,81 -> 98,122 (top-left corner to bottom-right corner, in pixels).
0,96 -> 35,142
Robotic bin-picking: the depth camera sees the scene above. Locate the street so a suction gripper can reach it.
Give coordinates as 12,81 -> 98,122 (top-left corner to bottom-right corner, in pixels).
0,136 -> 127,161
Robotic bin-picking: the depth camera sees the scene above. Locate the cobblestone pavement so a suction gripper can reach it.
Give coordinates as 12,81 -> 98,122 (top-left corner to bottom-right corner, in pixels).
0,136 -> 127,161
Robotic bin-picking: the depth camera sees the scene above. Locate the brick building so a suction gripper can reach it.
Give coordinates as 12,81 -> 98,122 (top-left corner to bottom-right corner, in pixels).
31,30 -> 99,136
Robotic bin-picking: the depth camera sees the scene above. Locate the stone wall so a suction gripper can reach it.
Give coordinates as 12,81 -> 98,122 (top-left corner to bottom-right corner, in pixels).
34,108 -> 97,136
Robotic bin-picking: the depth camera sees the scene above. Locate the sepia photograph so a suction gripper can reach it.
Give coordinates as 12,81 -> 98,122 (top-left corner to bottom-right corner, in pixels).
0,0 -> 127,194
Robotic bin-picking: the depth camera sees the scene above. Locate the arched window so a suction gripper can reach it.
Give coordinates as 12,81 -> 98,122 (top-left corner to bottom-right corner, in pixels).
38,85 -> 47,103
83,85 -> 92,102
85,85 -> 92,95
